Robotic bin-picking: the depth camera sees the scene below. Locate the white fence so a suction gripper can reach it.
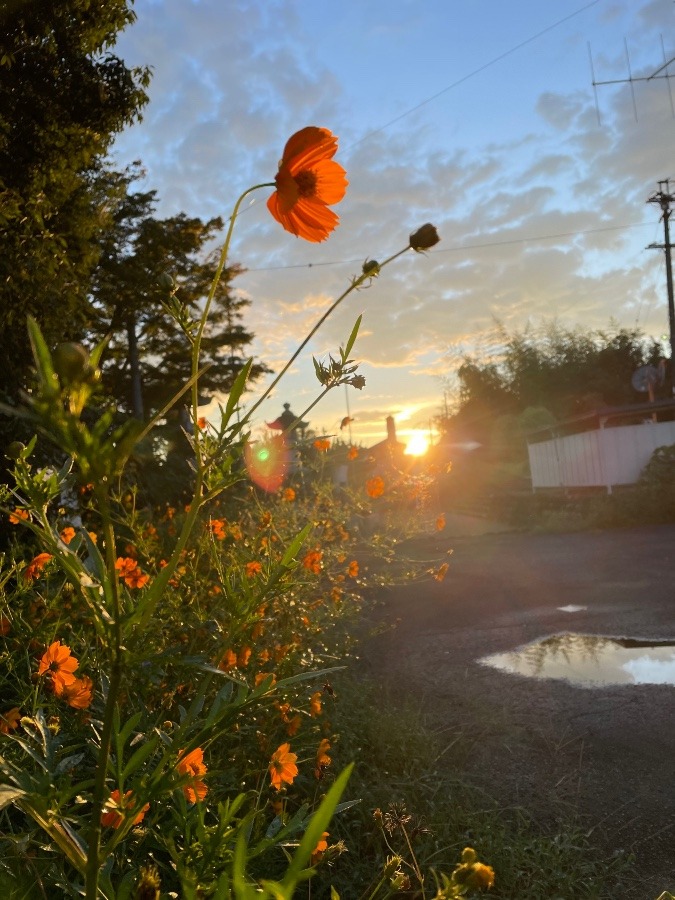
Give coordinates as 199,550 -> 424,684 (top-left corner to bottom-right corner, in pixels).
528,420 -> 675,492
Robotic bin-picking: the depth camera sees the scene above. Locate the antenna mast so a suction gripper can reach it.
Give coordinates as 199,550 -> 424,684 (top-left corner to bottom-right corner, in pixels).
589,36 -> 675,123
647,180 -> 675,397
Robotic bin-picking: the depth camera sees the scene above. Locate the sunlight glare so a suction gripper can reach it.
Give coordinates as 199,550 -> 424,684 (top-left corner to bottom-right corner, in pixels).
405,431 -> 429,456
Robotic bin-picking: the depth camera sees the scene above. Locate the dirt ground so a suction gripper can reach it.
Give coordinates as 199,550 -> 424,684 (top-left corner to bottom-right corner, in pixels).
363,523 -> 675,899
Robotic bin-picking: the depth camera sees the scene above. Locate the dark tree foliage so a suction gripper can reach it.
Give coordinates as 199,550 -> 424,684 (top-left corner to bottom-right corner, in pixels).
444,322 -> 664,446
0,0 -> 149,398
89,168 -> 270,419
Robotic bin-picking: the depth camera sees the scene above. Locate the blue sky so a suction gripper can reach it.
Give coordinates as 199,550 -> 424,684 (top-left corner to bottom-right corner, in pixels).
112,0 -> 675,447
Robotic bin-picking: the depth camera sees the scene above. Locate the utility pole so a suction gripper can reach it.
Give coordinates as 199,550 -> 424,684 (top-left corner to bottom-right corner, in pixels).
647,180 -> 675,396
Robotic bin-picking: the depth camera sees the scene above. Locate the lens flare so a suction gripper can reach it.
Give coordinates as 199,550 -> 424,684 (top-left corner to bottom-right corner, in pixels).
244,436 -> 290,492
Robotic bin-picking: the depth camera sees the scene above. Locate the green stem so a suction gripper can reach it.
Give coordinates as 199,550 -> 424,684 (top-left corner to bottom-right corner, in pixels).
243,245 -> 411,426
85,495 -> 122,899
190,183 -> 274,460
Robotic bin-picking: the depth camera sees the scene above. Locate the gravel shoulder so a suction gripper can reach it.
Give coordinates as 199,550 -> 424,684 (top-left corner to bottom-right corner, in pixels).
362,524 -> 675,899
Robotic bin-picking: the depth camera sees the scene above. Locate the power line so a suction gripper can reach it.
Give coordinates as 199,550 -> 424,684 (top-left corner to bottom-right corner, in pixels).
346,0 -> 603,150
243,220 -> 653,273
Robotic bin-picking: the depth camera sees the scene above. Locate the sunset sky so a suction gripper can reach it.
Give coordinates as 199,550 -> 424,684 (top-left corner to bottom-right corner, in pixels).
112,0 -> 675,450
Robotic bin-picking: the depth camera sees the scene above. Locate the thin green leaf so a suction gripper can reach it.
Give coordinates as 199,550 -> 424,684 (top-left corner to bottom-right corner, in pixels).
280,764 -> 353,889
342,314 -> 362,361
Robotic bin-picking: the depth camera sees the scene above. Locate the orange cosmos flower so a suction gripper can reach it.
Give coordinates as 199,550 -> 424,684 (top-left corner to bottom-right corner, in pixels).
311,831 -> 329,866
24,552 -> 53,582
9,508 -> 29,525
246,561 -> 262,578
38,641 -> 78,693
347,446 -> 358,460
60,526 -> 76,545
238,646 -> 252,667
0,707 -> 21,734
176,747 -> 208,803
282,487 -> 296,502
365,476 -> 385,498
269,742 -> 298,790
313,438 -> 330,452
315,738 -> 332,780
347,560 -> 359,578
309,690 -> 322,718
209,518 -> 227,540
267,126 -> 348,243
218,649 -> 237,671
101,789 -> 150,829
435,513 -> 446,531
61,675 -> 94,709
302,549 -> 323,574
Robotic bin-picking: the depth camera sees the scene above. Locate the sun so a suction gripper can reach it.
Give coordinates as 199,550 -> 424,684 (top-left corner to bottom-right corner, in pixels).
404,431 -> 429,457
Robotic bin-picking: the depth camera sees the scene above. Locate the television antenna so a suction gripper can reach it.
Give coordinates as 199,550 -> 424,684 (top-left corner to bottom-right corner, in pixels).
588,36 -> 675,124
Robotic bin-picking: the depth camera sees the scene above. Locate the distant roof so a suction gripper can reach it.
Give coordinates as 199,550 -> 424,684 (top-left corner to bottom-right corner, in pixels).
266,402 -> 309,431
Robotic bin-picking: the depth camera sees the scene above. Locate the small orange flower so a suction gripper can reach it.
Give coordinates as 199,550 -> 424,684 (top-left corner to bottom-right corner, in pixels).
435,513 -> 446,531
282,487 -> 296,502
176,747 -> 208,803
309,691 -> 322,718
311,831 -> 329,865
434,562 -> 449,582
9,508 -> 29,525
209,518 -> 227,540
269,742 -> 298,790
0,707 -> 21,735
60,526 -> 76,545
218,649 -> 237,672
314,738 -> 332,780
246,560 -> 262,578
267,126 -> 348,243
115,557 -> 137,576
61,675 -> 93,709
197,417 -> 207,429
24,552 -> 53,582
238,646 -> 252,668
101,789 -> 150,829
125,568 -> 149,589
254,672 -> 277,688
313,438 -> 330,452
38,641 -> 79,693
347,446 -> 358,460
366,476 -> 385,498
302,549 -> 323,574
347,560 -> 359,578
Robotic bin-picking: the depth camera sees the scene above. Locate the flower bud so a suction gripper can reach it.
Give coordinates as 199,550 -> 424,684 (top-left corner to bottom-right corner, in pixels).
52,342 -> 90,386
362,258 -> 380,277
157,271 -> 175,291
5,441 -> 25,460
461,847 -> 477,864
409,223 -> 440,252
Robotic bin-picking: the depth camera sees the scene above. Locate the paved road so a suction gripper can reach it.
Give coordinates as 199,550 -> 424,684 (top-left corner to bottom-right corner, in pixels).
365,524 -> 675,899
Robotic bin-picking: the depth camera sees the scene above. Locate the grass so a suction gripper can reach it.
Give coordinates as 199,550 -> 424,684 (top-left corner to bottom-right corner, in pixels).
310,673 -> 634,899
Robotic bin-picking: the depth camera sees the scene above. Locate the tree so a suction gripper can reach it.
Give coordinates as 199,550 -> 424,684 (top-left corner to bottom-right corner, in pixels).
0,0 -> 149,399
89,169 -> 270,419
443,321 -> 664,450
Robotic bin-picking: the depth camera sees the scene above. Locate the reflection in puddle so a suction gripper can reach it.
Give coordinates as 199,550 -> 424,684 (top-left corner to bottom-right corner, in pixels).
480,633 -> 675,687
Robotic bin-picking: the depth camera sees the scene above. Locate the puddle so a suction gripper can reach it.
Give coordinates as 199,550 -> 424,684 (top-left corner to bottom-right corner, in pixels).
480,633 -> 675,687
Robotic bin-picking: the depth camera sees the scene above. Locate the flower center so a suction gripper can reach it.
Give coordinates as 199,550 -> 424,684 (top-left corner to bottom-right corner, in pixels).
294,170 -> 317,197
